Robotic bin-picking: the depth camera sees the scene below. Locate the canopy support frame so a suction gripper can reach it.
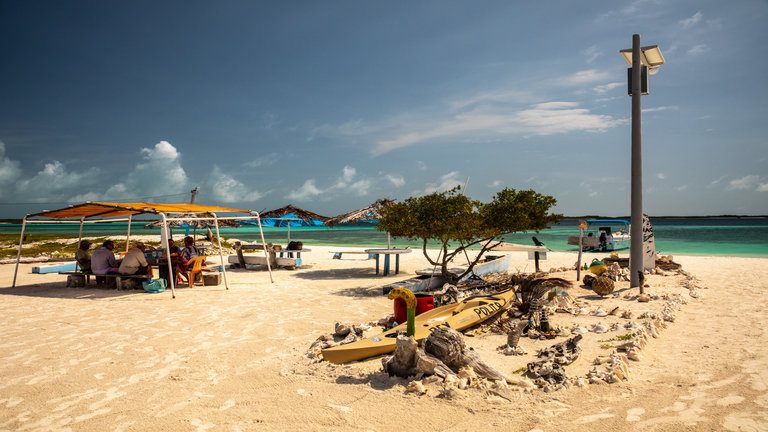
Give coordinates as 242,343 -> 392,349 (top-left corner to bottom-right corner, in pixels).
11,216 -> 28,288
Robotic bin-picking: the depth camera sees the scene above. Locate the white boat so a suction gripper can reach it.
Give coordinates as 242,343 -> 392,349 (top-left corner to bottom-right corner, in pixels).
568,219 -> 630,252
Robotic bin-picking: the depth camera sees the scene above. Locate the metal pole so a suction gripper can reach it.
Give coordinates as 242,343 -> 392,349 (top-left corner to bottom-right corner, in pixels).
211,213 -> 229,290
190,187 -> 199,204
160,213 -> 176,298
76,217 -> 85,271
254,212 -> 274,283
12,216 -> 28,288
576,226 -> 583,281
630,33 -> 643,289
125,215 -> 132,252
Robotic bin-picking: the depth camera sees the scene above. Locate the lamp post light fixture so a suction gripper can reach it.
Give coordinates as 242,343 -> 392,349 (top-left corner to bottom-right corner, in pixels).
620,34 -> 664,289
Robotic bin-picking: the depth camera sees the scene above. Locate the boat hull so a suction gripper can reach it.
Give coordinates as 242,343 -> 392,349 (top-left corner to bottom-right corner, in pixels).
321,289 -> 515,364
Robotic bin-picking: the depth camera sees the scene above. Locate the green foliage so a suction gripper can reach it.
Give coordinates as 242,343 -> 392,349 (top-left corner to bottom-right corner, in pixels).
378,187 -> 561,282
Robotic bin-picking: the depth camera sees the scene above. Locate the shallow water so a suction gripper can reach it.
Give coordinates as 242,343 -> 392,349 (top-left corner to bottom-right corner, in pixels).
2,217 -> 766,257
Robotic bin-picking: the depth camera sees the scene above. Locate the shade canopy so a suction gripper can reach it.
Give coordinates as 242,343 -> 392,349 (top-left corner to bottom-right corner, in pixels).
326,199 -> 395,226
29,202 -> 252,219
144,217 -> 242,229
259,205 -> 328,226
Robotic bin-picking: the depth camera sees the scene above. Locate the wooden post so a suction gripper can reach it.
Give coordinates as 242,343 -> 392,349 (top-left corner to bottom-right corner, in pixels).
534,251 -> 540,272
576,219 -> 587,281
234,241 -> 246,268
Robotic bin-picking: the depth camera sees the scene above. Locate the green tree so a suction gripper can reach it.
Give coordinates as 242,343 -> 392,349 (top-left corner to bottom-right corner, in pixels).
378,187 -> 561,283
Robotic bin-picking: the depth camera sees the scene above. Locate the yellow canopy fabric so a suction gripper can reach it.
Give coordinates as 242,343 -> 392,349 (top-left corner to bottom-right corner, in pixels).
29,202 -> 252,219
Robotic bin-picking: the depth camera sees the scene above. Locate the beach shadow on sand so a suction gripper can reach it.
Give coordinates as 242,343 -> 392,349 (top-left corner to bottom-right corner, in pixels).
331,285 -> 383,298
335,371 -> 401,390
0,282 -> 150,300
293,268 -> 378,281
575,285 -> 635,301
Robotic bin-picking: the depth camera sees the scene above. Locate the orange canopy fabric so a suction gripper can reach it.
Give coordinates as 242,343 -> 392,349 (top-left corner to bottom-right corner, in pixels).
29,202 -> 252,219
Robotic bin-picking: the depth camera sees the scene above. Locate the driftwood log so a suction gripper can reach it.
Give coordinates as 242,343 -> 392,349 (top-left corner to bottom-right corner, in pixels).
384,327 -> 510,383
383,335 -> 455,379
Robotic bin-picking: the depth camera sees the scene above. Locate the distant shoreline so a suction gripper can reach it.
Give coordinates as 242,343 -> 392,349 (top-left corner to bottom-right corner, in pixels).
1,215 -> 767,224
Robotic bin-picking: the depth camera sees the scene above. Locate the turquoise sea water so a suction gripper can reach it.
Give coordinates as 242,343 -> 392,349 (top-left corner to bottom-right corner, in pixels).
3,217 -> 767,257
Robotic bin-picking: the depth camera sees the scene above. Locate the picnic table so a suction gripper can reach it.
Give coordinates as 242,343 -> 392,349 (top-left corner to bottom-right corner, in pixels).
364,248 -> 412,276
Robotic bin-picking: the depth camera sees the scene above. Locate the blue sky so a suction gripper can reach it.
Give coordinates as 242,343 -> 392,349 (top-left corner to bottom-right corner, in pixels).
1,0 -> 766,217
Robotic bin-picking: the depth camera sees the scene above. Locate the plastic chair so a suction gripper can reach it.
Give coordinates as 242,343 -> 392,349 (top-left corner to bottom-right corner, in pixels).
186,256 -> 206,287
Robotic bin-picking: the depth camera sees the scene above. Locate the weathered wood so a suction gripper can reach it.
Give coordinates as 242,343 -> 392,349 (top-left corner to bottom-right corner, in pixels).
383,335 -> 456,380
506,320 -> 526,349
424,327 -> 510,383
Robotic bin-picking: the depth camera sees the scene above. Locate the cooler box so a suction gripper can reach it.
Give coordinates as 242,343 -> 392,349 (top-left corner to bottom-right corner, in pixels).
394,294 -> 435,324
203,273 -> 222,286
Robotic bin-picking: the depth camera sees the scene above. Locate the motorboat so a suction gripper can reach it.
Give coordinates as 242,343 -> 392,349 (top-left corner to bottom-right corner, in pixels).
568,219 -> 630,252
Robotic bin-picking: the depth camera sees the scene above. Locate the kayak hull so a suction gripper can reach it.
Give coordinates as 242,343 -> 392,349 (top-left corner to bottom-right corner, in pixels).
321,289 -> 515,364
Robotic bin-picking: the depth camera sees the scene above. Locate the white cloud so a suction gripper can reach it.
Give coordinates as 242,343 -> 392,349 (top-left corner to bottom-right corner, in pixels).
104,140 -> 188,199
675,185 -> 688,191
420,171 -> 464,195
727,175 -> 761,190
347,179 -> 372,196
341,165 -> 356,183
656,173 -> 666,180
287,179 -> 323,201
385,174 -> 405,187
372,101 -> 623,155
757,183 -> 768,192
562,69 -> 612,86
643,106 -> 679,113
417,161 -> 428,171
0,141 -> 21,192
687,44 -> 710,56
593,82 -> 623,94
582,45 -> 603,64
287,166 -> 375,201
244,153 -> 281,168
708,175 -> 726,188
207,166 -> 264,203
16,160 -> 100,202
489,180 -> 502,188
679,11 -> 703,29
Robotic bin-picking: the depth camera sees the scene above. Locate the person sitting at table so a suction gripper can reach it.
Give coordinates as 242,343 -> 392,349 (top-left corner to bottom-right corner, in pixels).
160,239 -> 181,284
91,240 -> 120,276
75,240 -> 93,273
119,242 -> 152,277
178,236 -> 202,282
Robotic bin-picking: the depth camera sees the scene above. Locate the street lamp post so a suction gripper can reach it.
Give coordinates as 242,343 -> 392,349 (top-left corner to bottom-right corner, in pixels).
620,35 -> 664,289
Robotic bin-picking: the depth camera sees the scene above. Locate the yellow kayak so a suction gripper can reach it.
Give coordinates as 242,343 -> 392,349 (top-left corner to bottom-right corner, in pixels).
321,288 -> 516,364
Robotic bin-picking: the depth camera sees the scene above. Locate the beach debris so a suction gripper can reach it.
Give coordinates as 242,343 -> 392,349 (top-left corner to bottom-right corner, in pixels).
620,310 -> 634,319
571,325 -> 588,335
526,335 -> 582,389
518,277 -> 572,313
405,380 -> 428,395
608,306 -> 620,316
383,328 -> 509,383
582,273 -> 596,288
587,353 -> 630,384
637,293 -> 651,302
307,322 -> 373,361
590,323 -> 609,334
591,307 -> 608,317
431,283 -> 463,306
592,276 -> 615,296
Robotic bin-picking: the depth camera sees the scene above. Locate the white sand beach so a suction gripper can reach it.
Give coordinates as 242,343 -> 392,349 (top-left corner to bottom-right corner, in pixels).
1,246 -> 767,431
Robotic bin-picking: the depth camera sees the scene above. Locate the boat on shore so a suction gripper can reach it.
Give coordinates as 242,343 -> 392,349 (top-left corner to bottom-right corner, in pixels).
568,219 -> 630,252
321,288 -> 516,364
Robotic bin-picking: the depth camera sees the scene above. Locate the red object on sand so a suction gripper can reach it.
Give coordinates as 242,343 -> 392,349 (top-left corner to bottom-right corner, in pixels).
394,294 -> 435,324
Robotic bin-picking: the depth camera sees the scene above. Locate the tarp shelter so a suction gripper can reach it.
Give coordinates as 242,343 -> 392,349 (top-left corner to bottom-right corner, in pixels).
11,202 -> 274,298
326,199 -> 396,247
258,205 -> 328,227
